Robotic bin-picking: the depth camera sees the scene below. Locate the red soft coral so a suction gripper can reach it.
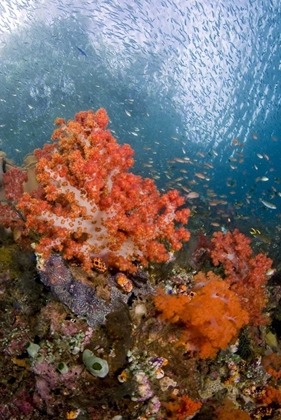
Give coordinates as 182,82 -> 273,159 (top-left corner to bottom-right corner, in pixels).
210,229 -> 272,325
17,109 -> 190,273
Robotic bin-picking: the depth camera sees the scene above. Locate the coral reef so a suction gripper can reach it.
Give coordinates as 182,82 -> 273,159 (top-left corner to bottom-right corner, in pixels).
0,224 -> 280,419
0,110 -> 280,419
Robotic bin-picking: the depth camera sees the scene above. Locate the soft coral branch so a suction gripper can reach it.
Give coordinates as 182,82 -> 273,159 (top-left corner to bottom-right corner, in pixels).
210,229 -> 272,325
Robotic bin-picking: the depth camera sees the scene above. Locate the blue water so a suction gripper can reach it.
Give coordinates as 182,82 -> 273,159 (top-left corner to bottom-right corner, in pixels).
0,0 -> 280,229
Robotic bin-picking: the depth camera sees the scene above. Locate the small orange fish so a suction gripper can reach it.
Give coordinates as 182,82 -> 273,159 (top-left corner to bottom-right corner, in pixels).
195,172 -> 206,179
181,186 -> 191,193
174,158 -> 189,163
185,191 -> 199,199
204,162 -> 214,169
197,151 -> 205,157
209,200 -> 220,206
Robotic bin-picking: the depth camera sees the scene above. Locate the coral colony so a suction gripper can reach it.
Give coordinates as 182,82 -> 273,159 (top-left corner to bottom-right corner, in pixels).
0,109 -> 280,419
2,109 -> 190,273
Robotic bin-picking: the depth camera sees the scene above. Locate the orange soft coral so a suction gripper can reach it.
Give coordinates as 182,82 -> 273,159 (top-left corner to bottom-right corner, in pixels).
164,395 -> 202,420
154,271 -> 249,359
256,385 -> 281,405
262,353 -> 281,380
210,229 -> 272,325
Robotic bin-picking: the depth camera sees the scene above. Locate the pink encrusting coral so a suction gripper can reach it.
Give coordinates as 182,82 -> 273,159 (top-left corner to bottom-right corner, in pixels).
11,109 -> 190,273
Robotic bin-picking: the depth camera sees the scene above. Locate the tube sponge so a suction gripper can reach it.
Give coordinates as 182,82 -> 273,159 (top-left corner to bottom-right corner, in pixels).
82,349 -> 109,378
26,342 -> 40,358
57,362 -> 69,374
